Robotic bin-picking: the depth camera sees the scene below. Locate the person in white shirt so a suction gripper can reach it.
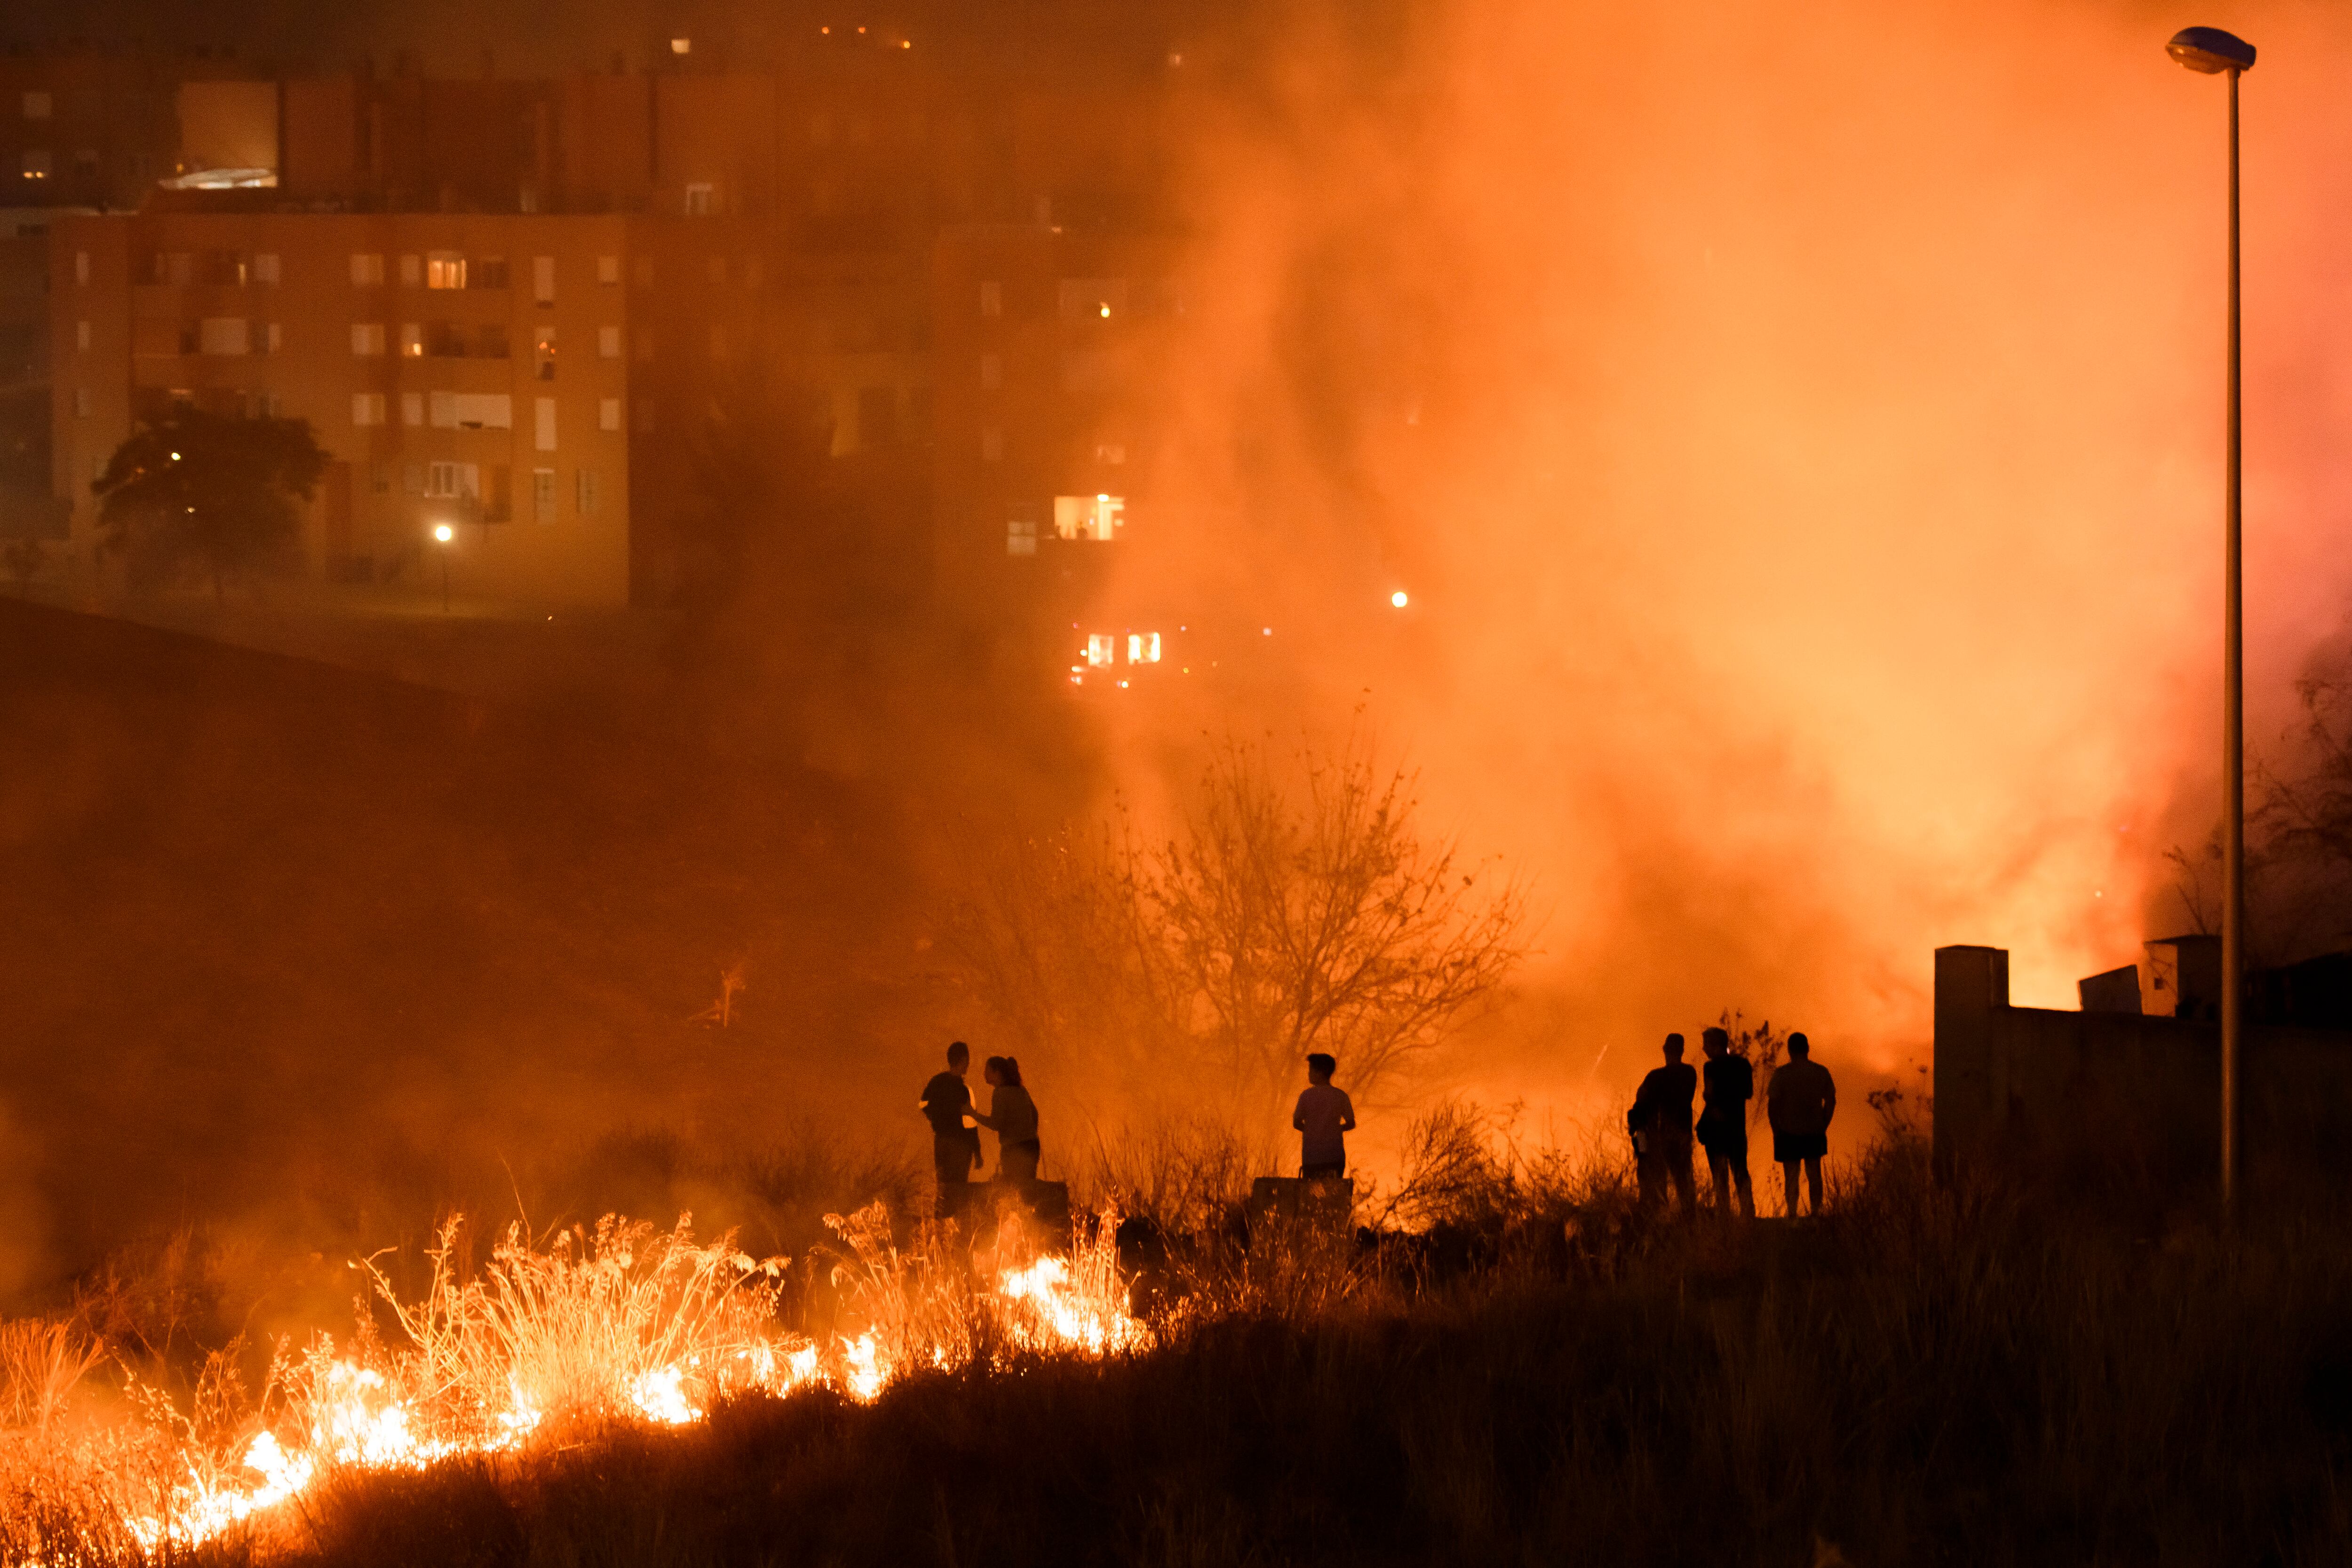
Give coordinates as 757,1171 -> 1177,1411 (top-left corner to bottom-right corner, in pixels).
1292,1053 -> 1356,1179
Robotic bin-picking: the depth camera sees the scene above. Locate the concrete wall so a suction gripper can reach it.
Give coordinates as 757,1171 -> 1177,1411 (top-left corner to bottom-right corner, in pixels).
1934,944 -> 2352,1191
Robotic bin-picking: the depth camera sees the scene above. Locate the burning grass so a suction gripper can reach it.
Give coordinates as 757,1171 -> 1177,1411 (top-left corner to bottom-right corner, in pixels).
8,1125 -> 2352,1566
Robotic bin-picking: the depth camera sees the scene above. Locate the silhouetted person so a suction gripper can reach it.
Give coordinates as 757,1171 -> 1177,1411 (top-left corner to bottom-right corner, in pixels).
1696,1026 -> 1755,1219
1766,1031 -> 1836,1217
972,1055 -> 1042,1184
1294,1053 -> 1355,1180
1631,1033 -> 1698,1214
919,1040 -> 982,1217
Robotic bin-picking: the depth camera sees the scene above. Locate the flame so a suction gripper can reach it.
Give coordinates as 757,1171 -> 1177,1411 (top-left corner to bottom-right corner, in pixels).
25,1204 -> 1152,1552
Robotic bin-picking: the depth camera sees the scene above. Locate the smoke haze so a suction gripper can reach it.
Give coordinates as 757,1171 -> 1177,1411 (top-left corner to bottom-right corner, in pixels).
1109,0 -> 2352,1121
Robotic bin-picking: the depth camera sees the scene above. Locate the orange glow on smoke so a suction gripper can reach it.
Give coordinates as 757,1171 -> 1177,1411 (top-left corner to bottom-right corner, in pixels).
1110,0 -> 2352,1101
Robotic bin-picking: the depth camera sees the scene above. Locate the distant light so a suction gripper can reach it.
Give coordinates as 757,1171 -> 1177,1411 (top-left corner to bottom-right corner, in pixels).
1098,302 -> 1110,317
1262,627 -> 1272,636
900,40 -> 912,48
168,451 -> 180,460
1390,590 -> 1409,609
670,37 -> 691,54
820,25 -> 829,33
432,523 -> 454,543
857,25 -> 865,32
1169,52 -> 1184,66
1097,493 -> 1109,502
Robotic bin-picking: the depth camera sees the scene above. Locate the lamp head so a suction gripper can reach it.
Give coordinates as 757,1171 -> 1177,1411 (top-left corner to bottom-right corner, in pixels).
432,523 -> 454,544
2167,26 -> 2255,74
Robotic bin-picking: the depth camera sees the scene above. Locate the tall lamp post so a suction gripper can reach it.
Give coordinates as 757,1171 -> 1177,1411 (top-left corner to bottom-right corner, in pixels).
2167,24 -> 2256,1215
432,522 -> 454,613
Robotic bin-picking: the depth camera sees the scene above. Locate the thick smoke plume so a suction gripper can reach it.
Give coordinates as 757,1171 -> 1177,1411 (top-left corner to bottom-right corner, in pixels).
1115,0 -> 2352,1116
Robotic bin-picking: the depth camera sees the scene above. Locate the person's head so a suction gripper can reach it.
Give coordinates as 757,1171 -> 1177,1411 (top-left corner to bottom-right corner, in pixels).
947,1040 -> 970,1075
983,1055 -> 1006,1085
1701,1027 -> 1729,1060
999,1056 -> 1022,1088
1306,1052 -> 1336,1085
1663,1032 -> 1685,1061
1788,1031 -> 1811,1060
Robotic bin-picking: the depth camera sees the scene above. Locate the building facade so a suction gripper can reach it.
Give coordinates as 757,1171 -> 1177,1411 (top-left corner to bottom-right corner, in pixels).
54,211 -> 635,606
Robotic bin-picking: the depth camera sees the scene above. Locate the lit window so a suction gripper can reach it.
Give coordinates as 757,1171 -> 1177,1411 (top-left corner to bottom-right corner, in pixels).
73,250 -> 87,286
979,280 -> 1001,318
532,467 -> 556,522
199,318 -> 248,356
670,37 -> 691,54
429,391 -> 458,428
400,323 -> 422,357
1054,494 -> 1124,541
1086,634 -> 1117,667
684,182 -> 715,216
426,252 -> 466,290
21,150 -> 49,180
351,392 -> 386,426
350,253 -> 385,286
576,467 -> 599,515
265,323 -> 282,354
534,326 -> 556,381
253,253 -> 280,285
22,91 -> 50,120
597,255 -> 620,286
402,392 -> 423,426
1058,277 -> 1127,323
1128,633 -> 1161,664
532,256 -> 555,306
534,396 -> 556,451
597,325 -> 620,358
350,323 -> 386,356
599,396 -> 621,432
1007,517 -> 1037,556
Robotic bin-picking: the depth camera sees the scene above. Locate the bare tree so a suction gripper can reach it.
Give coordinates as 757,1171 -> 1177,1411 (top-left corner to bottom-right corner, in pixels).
1150,741 -> 1527,1128
950,737 -> 1529,1141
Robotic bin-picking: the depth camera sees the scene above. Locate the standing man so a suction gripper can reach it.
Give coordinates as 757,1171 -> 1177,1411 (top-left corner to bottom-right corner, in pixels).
1631,1033 -> 1698,1215
1696,1026 -> 1755,1219
919,1040 -> 982,1219
1294,1053 -> 1356,1180
1765,1031 -> 1836,1217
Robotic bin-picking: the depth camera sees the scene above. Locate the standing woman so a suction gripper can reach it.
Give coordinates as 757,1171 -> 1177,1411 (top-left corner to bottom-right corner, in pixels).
974,1056 -> 1042,1183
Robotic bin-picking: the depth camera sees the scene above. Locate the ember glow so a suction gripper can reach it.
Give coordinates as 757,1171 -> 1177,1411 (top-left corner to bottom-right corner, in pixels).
2,1205 -> 1146,1552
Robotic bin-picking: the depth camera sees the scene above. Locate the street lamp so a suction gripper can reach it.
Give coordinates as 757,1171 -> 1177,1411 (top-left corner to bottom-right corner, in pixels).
2168,24 -> 2255,1215
431,522 -> 454,613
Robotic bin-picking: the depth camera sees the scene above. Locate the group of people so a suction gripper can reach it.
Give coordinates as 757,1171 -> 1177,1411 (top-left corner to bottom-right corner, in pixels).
1629,1027 -> 1837,1218
920,1040 -> 1042,1212
916,1043 -> 1361,1215
915,1029 -> 1835,1222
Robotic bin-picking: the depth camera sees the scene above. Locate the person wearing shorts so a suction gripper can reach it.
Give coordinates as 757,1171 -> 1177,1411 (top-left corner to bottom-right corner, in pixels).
1765,1031 -> 1836,1217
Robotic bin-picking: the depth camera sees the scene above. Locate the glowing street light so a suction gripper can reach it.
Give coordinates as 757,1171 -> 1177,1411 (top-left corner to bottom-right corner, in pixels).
1390,590 -> 1409,610
2167,23 -> 2255,1216
431,522 -> 454,612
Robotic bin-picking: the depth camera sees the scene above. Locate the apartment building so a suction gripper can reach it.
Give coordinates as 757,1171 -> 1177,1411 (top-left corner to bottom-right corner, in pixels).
54,211 -> 637,606
930,223 -> 1190,670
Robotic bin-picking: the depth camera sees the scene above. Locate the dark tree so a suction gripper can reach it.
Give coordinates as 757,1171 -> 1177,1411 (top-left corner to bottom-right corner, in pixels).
92,410 -> 329,600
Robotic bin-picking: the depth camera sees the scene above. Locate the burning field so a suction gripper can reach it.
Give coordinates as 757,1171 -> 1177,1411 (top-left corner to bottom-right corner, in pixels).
9,1133 -> 2352,1567
0,1195 -> 1147,1560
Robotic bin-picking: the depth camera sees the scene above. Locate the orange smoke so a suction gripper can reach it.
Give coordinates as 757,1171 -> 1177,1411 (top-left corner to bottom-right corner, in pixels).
1110,0 -> 2352,1108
